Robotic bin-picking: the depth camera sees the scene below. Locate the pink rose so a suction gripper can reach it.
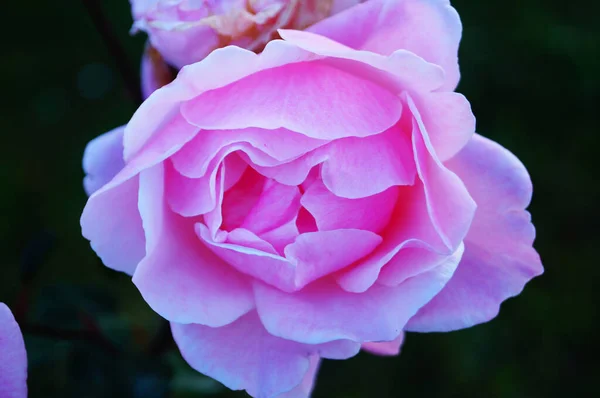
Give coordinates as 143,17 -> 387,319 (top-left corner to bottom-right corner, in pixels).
0,303 -> 27,398
131,0 -> 362,68
82,0 -> 543,396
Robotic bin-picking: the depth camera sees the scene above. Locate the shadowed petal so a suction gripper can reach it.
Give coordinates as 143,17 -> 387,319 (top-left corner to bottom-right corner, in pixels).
0,303 -> 27,398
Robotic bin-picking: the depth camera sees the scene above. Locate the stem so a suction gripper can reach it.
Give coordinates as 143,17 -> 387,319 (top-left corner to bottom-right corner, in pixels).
82,0 -> 142,106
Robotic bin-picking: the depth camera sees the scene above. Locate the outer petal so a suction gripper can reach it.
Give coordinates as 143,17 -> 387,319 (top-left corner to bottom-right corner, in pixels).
132,164 -> 255,326
406,134 -> 543,331
81,113 -> 199,275
308,0 -> 462,90
0,303 -> 27,398
408,93 -> 476,251
83,125 -> 125,196
172,312 -> 359,398
254,253 -> 460,345
362,332 -> 404,356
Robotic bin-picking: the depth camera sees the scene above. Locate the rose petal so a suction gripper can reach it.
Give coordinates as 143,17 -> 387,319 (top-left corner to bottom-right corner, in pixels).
124,41 -> 316,159
277,356 -> 320,398
361,332 -> 405,356
406,134 -> 543,331
170,127 -> 327,178
334,182 -> 450,293
408,93 -> 476,251
0,303 -> 27,398
301,179 -> 399,233
80,175 -> 145,275
172,312 -> 359,398
197,223 -> 296,292
255,253 -> 459,345
308,0 -> 462,91
241,180 -> 302,235
278,29 -> 445,93
284,229 -> 383,289
132,164 -> 254,326
320,125 -> 416,198
181,61 -> 402,140
83,125 -> 125,196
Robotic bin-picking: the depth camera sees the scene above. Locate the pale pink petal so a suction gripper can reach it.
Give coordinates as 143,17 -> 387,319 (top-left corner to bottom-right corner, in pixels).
413,92 -> 475,161
180,61 -> 402,140
258,217 -> 300,254
406,134 -> 543,331
278,29 -> 445,93
241,180 -> 302,235
166,151 -> 246,218
83,125 -> 125,196
408,93 -> 476,251
334,93 -> 473,292
132,164 -> 254,326
361,332 -> 405,356
170,127 -> 327,178
320,125 -> 416,198
301,180 -> 399,233
284,229 -> 383,289
278,356 -> 320,398
308,0 -> 462,91
378,243 -> 464,287
124,41 -> 316,159
196,223 -> 297,292
254,255 -> 459,345
80,175 -> 145,275
0,303 -> 27,398
334,182 -> 450,293
165,160 -> 221,217
226,228 -> 279,255
171,312 -> 359,398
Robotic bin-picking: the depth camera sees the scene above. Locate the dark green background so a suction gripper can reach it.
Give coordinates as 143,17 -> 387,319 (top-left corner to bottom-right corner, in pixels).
1,0 -> 597,397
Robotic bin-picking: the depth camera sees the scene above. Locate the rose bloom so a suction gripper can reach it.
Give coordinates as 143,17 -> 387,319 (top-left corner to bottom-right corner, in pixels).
82,0 -> 543,396
131,0 -> 362,68
0,303 -> 27,398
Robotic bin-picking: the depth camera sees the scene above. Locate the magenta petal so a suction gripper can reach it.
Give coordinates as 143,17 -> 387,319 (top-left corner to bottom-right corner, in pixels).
406,134 -> 543,331
83,125 -> 125,196
0,303 -> 27,398
171,312 -> 359,398
362,332 -> 405,357
308,0 -> 462,91
255,255 -> 458,345
301,179 -> 399,233
132,164 -> 254,326
180,62 -> 402,140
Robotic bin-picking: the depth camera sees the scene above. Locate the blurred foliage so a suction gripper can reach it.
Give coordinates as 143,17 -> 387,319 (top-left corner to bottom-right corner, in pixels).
1,0 -> 598,397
